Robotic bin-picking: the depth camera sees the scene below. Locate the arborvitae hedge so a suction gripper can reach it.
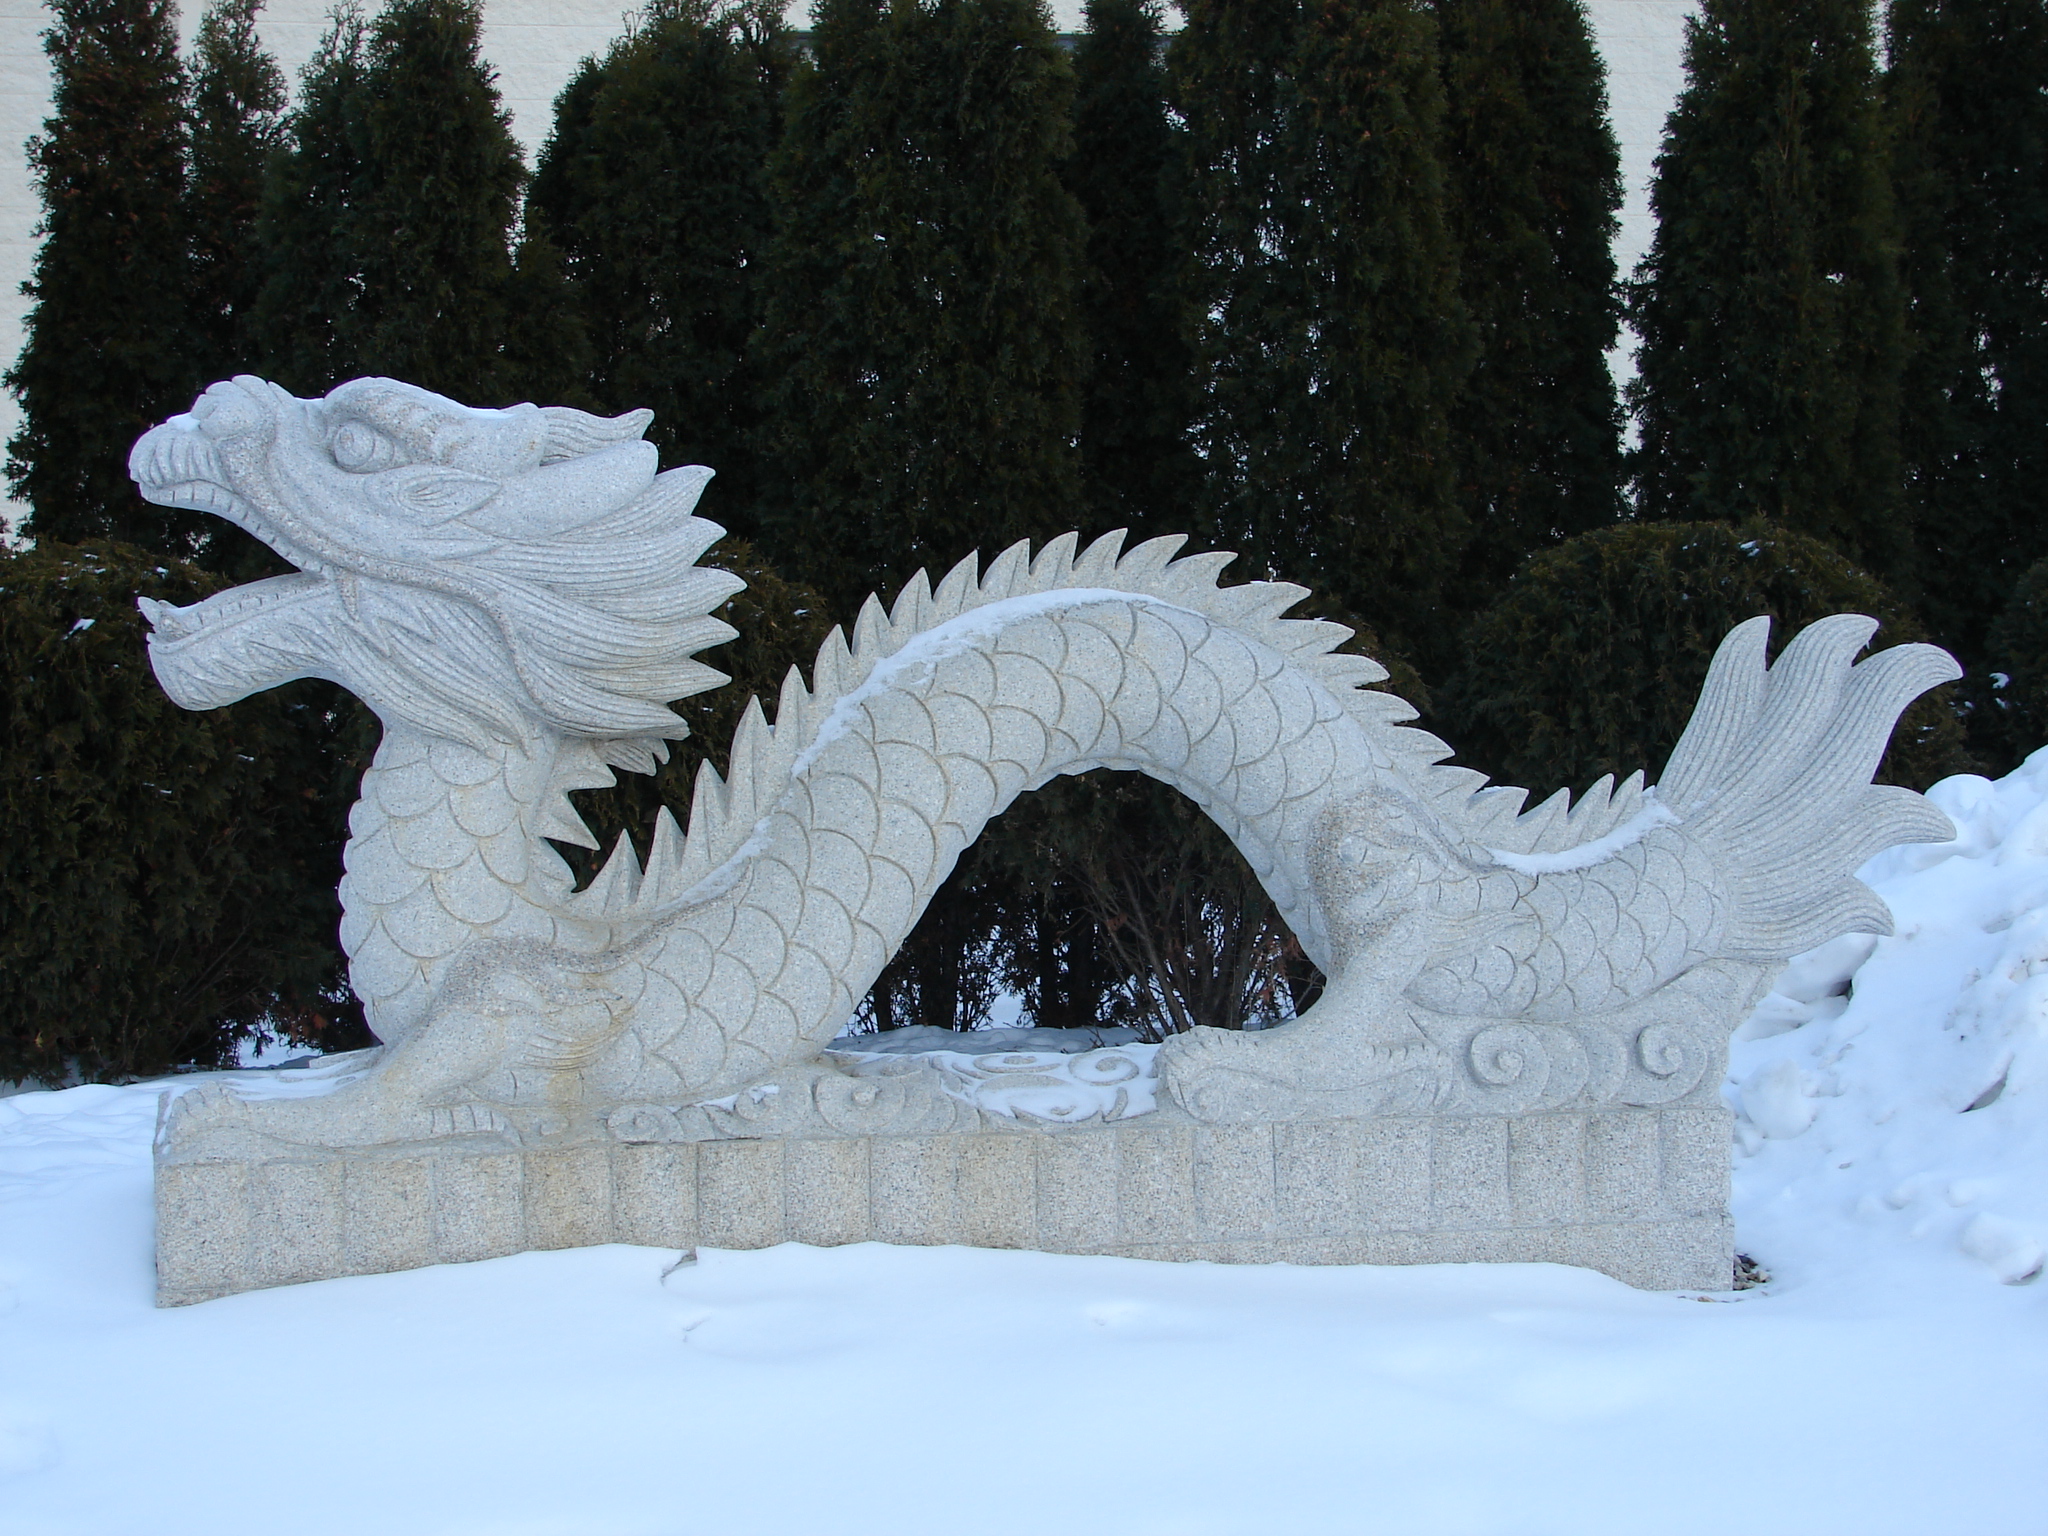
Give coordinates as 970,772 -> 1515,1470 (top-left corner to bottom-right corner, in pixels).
251,0 -> 577,404
0,543 -> 364,1084
1437,0 -> 1623,608
5,0 -> 201,554
528,0 -> 790,526
1173,0 -> 1474,672
250,3 -> 369,394
1627,0 -> 1909,583
1443,520 -> 1970,800
1068,0 -> 1198,539
1888,0 -> 2048,712
1987,555 -> 2048,762
752,0 -> 1087,620
343,0 -> 536,400
186,0 -> 284,390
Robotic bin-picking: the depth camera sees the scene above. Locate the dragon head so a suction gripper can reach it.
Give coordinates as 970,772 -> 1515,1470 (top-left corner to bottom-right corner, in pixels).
129,376 -> 745,755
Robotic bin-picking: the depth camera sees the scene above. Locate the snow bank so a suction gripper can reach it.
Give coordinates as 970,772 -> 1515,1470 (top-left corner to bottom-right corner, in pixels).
1729,749 -> 2048,1288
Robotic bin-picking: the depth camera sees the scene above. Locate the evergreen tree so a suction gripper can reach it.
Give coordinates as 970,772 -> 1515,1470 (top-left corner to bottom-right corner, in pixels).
1172,0 -> 1474,672
753,0 -> 1087,620
1987,552 -> 2048,758
186,0 -> 285,384
1627,0 -> 1909,582
1888,0 -> 2048,699
1067,0 -> 1198,537
249,3 -> 369,393
251,0 -> 574,403
5,0 -> 201,552
343,0 -> 530,400
1443,520 -> 1967,798
1436,0 -> 1623,607
0,541 -> 366,1084
528,0 -> 791,531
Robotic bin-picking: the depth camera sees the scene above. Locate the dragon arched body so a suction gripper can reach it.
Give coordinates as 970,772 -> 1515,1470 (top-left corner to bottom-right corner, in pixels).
129,378 -> 1961,1152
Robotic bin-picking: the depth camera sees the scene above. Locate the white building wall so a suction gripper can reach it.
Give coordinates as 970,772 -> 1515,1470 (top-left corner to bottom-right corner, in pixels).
0,0 -> 1694,532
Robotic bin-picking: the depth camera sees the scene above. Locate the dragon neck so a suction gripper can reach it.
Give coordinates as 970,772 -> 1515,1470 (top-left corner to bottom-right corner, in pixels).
339,722 -> 610,1043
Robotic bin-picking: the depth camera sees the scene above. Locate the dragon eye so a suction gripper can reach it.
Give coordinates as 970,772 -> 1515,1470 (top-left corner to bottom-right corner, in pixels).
331,421 -> 400,472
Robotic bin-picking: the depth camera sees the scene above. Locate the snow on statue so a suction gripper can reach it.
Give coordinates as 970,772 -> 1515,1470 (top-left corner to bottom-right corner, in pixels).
127,376 -> 1961,1299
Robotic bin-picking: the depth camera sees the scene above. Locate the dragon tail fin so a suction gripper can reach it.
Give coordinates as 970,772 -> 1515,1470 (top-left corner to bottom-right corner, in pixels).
1658,614 -> 1961,960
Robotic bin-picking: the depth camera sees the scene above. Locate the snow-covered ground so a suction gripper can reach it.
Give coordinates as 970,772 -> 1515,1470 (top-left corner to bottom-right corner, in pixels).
5,755 -> 2047,1535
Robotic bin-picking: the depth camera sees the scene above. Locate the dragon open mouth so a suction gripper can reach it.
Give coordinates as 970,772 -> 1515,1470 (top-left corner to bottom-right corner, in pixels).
139,572 -> 333,650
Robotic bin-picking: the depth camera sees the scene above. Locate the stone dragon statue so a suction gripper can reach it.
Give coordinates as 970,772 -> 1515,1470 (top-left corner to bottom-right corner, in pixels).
133,377 -> 1961,1156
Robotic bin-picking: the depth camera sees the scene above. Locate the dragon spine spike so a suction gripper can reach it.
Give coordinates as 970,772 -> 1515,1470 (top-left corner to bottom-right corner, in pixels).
1070,528 -> 1130,582
851,593 -> 889,664
889,569 -> 934,633
1028,531 -> 1081,584
577,830 -> 644,916
1158,549 -> 1237,596
1317,653 -> 1393,688
686,758 -> 730,855
813,626 -> 857,703
723,697 -> 773,822
775,665 -> 813,745
1114,533 -> 1189,581
931,551 -> 980,616
981,539 -> 1034,601
642,807 -> 688,904
1565,775 -> 1615,830
1273,618 -> 1356,659
1513,787 -> 1574,847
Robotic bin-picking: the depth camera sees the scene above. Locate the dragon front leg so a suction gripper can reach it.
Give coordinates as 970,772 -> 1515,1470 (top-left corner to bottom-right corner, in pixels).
160,970 -> 626,1156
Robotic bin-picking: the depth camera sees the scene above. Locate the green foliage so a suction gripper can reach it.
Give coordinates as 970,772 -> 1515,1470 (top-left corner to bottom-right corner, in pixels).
0,542 -> 364,1085
1888,0 -> 2048,716
182,0 -> 289,578
1437,0 -> 1624,606
251,0 -> 577,404
345,0 -> 536,400
1627,0 -> 1909,581
186,0 -> 285,384
1443,520 -> 1970,800
1986,555 -> 2048,762
528,0 -> 791,523
5,0 -> 202,554
753,0 -> 1088,620
1172,0 -> 1474,671
1068,0 -> 1199,538
249,2 -> 370,393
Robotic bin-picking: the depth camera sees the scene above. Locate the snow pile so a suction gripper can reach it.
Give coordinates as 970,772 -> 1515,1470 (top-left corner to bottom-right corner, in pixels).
1728,750 -> 2048,1288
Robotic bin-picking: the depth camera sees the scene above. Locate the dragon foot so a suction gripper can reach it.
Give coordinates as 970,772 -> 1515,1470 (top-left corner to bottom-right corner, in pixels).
158,1069 -> 472,1157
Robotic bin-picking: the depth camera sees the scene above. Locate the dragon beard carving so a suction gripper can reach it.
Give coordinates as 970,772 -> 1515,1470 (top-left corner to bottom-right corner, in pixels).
131,376 -> 1962,1154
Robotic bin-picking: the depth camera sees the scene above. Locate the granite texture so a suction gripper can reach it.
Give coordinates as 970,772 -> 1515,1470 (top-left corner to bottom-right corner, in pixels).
127,376 -> 1959,1301
156,1104 -> 1735,1304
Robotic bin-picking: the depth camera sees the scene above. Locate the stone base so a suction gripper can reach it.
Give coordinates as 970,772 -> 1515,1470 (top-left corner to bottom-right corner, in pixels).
154,1104 -> 1735,1305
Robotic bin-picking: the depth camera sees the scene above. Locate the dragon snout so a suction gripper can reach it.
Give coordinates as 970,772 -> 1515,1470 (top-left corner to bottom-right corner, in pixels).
189,376 -> 277,440
128,419 -> 224,492
130,378 -> 285,509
